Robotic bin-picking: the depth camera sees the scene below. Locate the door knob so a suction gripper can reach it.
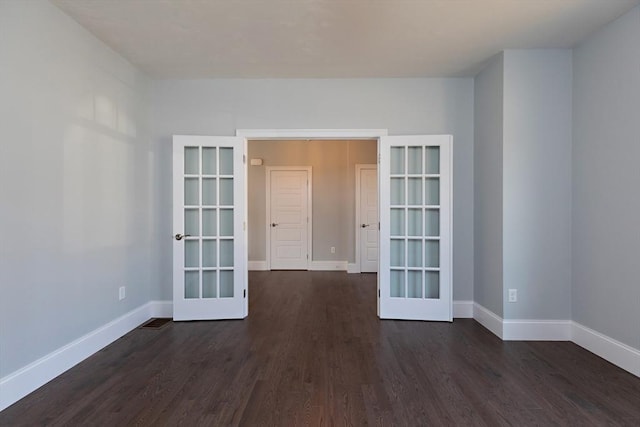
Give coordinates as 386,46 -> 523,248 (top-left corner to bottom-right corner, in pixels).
361,224 -> 370,228
174,233 -> 191,241
271,223 -> 278,227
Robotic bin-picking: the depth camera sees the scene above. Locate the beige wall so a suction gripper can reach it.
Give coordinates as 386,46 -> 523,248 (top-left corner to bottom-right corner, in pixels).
248,139 -> 377,264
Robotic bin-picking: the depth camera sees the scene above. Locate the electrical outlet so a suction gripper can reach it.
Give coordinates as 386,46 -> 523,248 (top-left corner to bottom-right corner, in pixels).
119,286 -> 126,301
330,246 -> 336,254
508,289 -> 517,303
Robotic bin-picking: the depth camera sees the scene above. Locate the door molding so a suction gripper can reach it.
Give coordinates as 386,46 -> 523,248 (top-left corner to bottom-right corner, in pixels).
354,164 -> 378,274
265,166 -> 312,270
237,129 -> 388,139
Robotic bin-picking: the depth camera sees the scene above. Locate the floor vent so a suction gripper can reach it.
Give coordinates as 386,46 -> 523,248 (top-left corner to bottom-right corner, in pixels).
140,318 -> 172,329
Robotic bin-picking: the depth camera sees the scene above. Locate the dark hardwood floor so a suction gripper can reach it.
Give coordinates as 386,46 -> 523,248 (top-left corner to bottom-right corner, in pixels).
2,271 -> 639,426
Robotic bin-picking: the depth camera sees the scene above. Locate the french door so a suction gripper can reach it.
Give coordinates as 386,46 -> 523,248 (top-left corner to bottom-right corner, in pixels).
379,135 -> 452,321
172,135 -> 247,321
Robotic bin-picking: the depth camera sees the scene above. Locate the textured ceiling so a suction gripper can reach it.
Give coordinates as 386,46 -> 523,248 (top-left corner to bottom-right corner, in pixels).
51,0 -> 639,78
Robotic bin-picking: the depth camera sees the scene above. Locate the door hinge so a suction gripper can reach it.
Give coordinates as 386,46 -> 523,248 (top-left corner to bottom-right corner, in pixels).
378,222 -> 380,230
243,221 -> 246,231
243,154 -> 246,164
306,254 -> 309,259
244,289 -> 246,298
378,289 -> 381,297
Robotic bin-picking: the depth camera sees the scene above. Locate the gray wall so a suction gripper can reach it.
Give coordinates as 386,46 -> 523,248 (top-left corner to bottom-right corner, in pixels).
503,50 -> 573,320
248,140 -> 377,263
151,78 -> 475,302
473,54 -> 504,317
572,6 -> 640,348
0,1 -> 151,377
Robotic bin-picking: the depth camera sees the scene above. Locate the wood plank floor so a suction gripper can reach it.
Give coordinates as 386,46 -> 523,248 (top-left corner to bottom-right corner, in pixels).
2,271 -> 639,426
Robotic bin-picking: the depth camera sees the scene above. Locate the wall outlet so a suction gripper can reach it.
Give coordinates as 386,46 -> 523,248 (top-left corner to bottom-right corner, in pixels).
119,286 -> 126,301
330,246 -> 336,254
508,289 -> 517,303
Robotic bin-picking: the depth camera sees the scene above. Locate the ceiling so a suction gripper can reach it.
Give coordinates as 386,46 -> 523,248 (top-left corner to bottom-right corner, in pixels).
51,0 -> 639,79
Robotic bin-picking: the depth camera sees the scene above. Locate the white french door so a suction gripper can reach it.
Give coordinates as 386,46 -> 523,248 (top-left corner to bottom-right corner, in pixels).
172,135 -> 247,321
379,135 -> 452,321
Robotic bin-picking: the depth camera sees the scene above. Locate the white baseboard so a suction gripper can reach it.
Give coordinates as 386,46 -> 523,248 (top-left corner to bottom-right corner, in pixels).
248,260 -> 268,271
503,319 -> 572,341
149,300 -> 173,318
0,302 -> 157,411
473,303 -> 504,339
347,263 -> 359,274
453,300 -> 474,318
309,261 -> 348,271
572,322 -> 640,377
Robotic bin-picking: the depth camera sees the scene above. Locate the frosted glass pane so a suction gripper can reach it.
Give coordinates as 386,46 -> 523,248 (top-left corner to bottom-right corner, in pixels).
408,178 -> 422,205
220,271 -> 234,297
220,240 -> 234,267
202,239 -> 217,268
407,209 -> 422,236
219,147 -> 233,175
202,178 -> 217,205
184,147 -> 199,175
425,271 -> 440,299
202,147 -> 217,175
184,271 -> 199,299
426,146 -> 440,174
203,271 -> 217,298
408,271 -> 422,298
390,239 -> 405,267
425,178 -> 439,205
220,209 -> 233,236
390,270 -> 405,297
390,208 -> 405,236
425,240 -> 440,268
184,178 -> 199,205
184,209 -> 199,236
425,209 -> 440,236
220,178 -> 233,206
390,178 -> 405,205
185,240 -> 199,268
203,209 -> 217,236
390,147 -> 405,174
407,239 -> 422,267
408,147 -> 422,174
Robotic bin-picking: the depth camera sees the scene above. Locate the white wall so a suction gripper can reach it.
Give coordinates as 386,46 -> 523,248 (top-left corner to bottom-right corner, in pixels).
572,6 -> 640,349
503,50 -> 573,320
151,78 -> 475,302
0,0 -> 151,377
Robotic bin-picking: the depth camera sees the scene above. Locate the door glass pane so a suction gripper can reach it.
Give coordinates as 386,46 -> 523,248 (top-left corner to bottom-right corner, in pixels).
408,178 -> 422,205
408,147 -> 422,174
425,209 -> 439,236
220,240 -> 234,267
184,271 -> 199,299
390,270 -> 405,297
407,240 -> 422,267
220,209 -> 234,236
390,208 -> 405,236
425,178 -> 439,205
425,271 -> 440,299
203,271 -> 217,298
407,209 -> 422,236
202,178 -> 217,205
425,240 -> 440,268
202,147 -> 217,175
390,178 -> 405,205
220,178 -> 233,206
390,239 -> 405,267
219,147 -> 233,175
184,209 -> 199,236
220,271 -> 234,297
202,239 -> 217,268
185,240 -> 199,268
184,178 -> 199,205
184,147 -> 199,175
390,147 -> 405,174
408,271 -> 422,298
425,146 -> 440,174
202,209 -> 217,236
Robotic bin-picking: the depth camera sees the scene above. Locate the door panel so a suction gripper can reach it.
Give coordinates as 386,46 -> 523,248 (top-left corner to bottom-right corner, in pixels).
359,166 -> 378,273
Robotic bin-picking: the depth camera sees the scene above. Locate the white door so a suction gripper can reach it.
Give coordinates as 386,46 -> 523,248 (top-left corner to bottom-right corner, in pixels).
172,135 -> 247,321
379,135 -> 452,321
268,169 -> 310,270
358,166 -> 378,273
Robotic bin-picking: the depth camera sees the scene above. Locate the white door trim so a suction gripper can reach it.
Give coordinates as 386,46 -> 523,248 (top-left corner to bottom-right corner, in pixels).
265,166 -> 312,270
237,129 -> 388,139
355,164 -> 378,274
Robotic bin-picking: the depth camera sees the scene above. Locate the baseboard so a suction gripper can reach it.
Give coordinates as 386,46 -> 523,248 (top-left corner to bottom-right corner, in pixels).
309,261 -> 348,271
572,322 -> 640,377
452,300 -> 473,318
473,303 -> 504,339
248,260 -> 268,271
149,300 -> 173,318
0,302 -> 155,411
347,263 -> 359,274
503,319 -> 572,341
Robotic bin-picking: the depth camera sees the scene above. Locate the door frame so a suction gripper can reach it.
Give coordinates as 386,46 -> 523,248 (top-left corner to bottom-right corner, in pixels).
265,166 -> 313,270
354,164 -> 378,274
